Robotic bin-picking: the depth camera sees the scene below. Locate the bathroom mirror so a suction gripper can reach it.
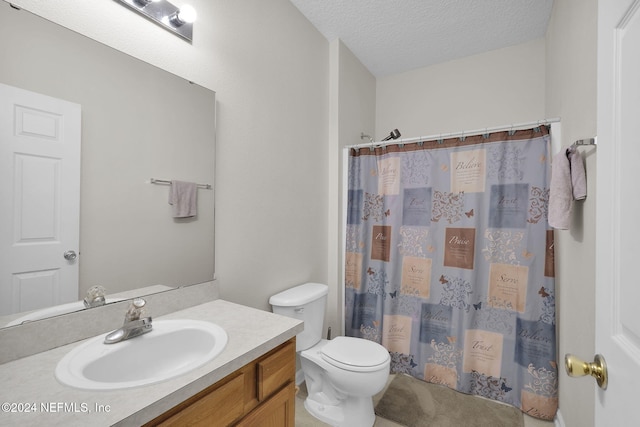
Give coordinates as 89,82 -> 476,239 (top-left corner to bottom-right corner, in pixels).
0,5 -> 215,327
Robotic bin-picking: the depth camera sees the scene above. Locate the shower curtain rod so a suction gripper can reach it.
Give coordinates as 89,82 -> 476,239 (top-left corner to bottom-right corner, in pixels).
347,117 -> 561,150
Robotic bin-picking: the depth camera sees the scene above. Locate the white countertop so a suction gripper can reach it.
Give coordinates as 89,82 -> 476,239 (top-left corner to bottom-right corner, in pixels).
0,299 -> 303,427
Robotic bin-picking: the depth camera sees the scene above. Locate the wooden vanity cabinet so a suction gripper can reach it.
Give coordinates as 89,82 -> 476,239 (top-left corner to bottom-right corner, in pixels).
145,338 -> 296,427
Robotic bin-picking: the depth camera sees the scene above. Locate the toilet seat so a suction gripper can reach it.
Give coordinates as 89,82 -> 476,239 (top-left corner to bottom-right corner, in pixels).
321,337 -> 390,373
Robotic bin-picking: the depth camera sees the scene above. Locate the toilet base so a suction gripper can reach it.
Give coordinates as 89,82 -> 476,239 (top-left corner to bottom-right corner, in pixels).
303,394 -> 375,427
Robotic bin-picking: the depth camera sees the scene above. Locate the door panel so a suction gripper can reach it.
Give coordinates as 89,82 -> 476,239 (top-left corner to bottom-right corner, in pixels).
12,269 -> 59,313
0,83 -> 81,316
14,154 -> 60,241
596,0 -> 640,424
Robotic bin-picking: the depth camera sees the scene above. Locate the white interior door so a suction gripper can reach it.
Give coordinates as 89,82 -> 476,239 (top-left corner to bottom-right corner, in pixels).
595,0 -> 640,424
0,83 -> 81,316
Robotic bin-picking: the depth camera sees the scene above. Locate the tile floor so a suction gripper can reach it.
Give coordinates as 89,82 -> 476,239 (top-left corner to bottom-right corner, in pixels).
294,375 -> 555,427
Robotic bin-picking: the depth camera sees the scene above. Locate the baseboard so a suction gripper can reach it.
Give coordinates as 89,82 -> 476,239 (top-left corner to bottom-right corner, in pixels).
555,409 -> 565,427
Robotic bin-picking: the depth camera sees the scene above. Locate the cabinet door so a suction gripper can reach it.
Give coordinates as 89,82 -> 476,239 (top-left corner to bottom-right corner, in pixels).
236,382 -> 295,427
155,373 -> 245,427
257,340 -> 295,401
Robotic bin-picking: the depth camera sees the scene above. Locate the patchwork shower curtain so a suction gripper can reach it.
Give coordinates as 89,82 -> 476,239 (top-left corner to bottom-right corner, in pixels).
345,126 -> 557,420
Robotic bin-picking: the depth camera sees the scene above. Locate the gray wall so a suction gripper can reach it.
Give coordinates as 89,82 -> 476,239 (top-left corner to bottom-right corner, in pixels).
376,38 -> 546,138
546,0 -> 598,426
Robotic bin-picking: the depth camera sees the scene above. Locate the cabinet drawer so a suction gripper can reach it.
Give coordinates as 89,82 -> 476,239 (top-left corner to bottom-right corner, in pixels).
257,340 -> 295,401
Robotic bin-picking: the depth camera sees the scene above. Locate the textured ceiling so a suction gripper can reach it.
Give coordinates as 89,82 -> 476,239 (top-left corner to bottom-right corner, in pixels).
289,0 -> 554,77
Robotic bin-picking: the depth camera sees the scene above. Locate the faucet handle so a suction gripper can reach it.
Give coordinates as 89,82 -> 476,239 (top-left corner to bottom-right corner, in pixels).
132,298 -> 146,309
83,285 -> 106,308
125,298 -> 147,322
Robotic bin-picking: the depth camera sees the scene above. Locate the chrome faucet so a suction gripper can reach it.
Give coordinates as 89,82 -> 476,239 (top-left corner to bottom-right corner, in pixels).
104,298 -> 153,344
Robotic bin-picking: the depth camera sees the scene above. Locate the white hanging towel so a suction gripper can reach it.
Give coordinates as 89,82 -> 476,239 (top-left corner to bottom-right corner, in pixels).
168,180 -> 197,218
548,146 -> 586,229
568,146 -> 587,200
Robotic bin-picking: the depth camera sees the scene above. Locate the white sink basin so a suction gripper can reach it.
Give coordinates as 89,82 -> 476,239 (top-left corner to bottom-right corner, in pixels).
55,319 -> 228,390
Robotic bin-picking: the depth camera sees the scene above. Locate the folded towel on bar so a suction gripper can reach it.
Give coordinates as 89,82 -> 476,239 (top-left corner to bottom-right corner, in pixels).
568,146 -> 587,200
168,180 -> 197,218
549,146 -> 587,229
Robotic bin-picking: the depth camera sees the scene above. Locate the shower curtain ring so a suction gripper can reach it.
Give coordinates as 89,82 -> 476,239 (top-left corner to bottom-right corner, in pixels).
534,120 -> 542,132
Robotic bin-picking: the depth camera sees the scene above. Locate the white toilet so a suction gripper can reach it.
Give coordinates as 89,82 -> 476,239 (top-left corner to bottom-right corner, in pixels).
269,283 -> 390,427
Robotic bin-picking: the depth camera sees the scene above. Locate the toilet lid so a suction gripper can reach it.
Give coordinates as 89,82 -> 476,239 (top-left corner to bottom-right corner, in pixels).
321,336 -> 390,372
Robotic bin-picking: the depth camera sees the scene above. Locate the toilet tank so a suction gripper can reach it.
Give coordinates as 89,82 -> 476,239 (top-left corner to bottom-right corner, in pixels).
269,283 -> 328,351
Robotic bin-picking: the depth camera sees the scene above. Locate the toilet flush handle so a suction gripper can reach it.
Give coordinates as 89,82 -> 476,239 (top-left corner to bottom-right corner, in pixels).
295,307 -> 304,313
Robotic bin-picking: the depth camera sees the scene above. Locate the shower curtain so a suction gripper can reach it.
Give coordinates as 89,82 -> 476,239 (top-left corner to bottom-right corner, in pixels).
345,126 -> 557,420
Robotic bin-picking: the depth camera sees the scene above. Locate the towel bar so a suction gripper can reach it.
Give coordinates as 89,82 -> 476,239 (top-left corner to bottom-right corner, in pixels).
571,137 -> 597,147
150,178 -> 211,189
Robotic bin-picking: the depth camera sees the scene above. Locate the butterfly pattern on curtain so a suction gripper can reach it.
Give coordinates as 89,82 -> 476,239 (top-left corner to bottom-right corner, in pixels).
345,127 -> 557,420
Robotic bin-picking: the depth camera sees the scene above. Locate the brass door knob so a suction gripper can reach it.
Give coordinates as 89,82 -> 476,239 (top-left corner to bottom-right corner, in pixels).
564,353 -> 608,389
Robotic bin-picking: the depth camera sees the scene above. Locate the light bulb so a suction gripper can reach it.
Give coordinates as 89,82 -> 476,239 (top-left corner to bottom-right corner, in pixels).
176,5 -> 197,24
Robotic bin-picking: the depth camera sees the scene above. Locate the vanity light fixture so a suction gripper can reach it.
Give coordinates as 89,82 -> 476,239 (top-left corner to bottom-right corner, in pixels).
115,0 -> 197,42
